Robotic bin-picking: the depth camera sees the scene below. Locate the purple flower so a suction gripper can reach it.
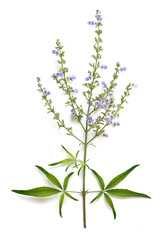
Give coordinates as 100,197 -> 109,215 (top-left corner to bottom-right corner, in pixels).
113,121 -> 120,126
102,133 -> 108,137
101,65 -> 108,70
98,103 -> 104,109
88,116 -> 93,124
115,83 -> 117,86
85,76 -> 92,81
71,89 -> 78,93
101,81 -> 107,88
88,21 -> 94,26
109,93 -> 114,99
71,109 -> 76,115
103,103 -> 108,109
110,115 -> 115,120
111,103 -> 116,108
56,72 -> 64,78
43,90 -> 51,95
105,118 -> 111,124
69,75 -> 76,81
52,50 -> 59,56
96,116 -> 101,121
120,67 -> 127,72
97,14 -> 103,21
132,83 -> 138,88
51,74 -> 55,79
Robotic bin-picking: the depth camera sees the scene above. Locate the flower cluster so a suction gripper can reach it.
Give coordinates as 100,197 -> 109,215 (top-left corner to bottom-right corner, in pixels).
104,117 -> 111,124
71,109 -> 76,115
101,81 -> 107,88
43,89 -> 51,95
88,116 -> 94,124
52,50 -> 59,56
120,67 -> 127,72
88,21 -> 94,26
102,133 -> 108,137
132,83 -> 138,88
88,13 -> 102,26
56,72 -> 64,78
69,75 -> 76,81
113,122 -> 120,126
97,14 -> 103,21
101,64 -> 108,70
85,76 -> 92,81
71,89 -> 78,94
41,10 -> 137,142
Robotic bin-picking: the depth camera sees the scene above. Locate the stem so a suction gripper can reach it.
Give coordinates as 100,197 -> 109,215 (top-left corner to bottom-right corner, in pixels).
87,124 -> 107,145
59,120 -> 84,144
82,113 -> 89,228
82,12 -> 102,228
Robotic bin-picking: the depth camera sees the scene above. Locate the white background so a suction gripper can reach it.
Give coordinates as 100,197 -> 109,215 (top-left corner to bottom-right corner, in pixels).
1,0 -> 164,239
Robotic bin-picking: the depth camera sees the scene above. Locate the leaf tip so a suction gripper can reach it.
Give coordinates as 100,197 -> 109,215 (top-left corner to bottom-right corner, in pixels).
35,165 -> 40,168
134,164 -> 140,168
146,195 -> 151,199
12,189 -> 20,194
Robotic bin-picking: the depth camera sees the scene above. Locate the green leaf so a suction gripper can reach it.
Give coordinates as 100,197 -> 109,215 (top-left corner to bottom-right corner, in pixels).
63,172 -> 74,190
104,193 -> 116,219
12,187 -> 61,197
48,159 -> 73,166
106,164 -> 140,190
65,192 -> 78,201
90,192 -> 103,203
75,150 -> 80,159
78,166 -> 83,176
59,193 -> 65,218
65,162 -> 74,172
107,189 -> 151,199
91,169 -> 105,190
62,145 -> 74,159
35,165 -> 62,189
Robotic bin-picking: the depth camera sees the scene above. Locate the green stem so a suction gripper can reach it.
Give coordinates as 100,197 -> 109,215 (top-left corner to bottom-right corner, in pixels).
82,108 -> 89,228
87,124 -> 108,145
82,14 -> 102,228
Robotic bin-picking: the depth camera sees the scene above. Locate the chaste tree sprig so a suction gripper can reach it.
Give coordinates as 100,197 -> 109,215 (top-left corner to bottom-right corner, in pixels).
12,10 -> 150,229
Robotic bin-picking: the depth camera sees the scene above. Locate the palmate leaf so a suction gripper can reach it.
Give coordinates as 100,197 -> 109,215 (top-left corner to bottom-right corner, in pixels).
105,164 -> 140,190
90,192 -> 103,203
63,172 -> 74,190
104,193 -> 116,219
59,193 -> 65,218
35,165 -> 62,189
65,192 -> 78,201
12,187 -> 61,197
107,189 -> 151,199
48,158 -> 74,166
91,169 -> 105,190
